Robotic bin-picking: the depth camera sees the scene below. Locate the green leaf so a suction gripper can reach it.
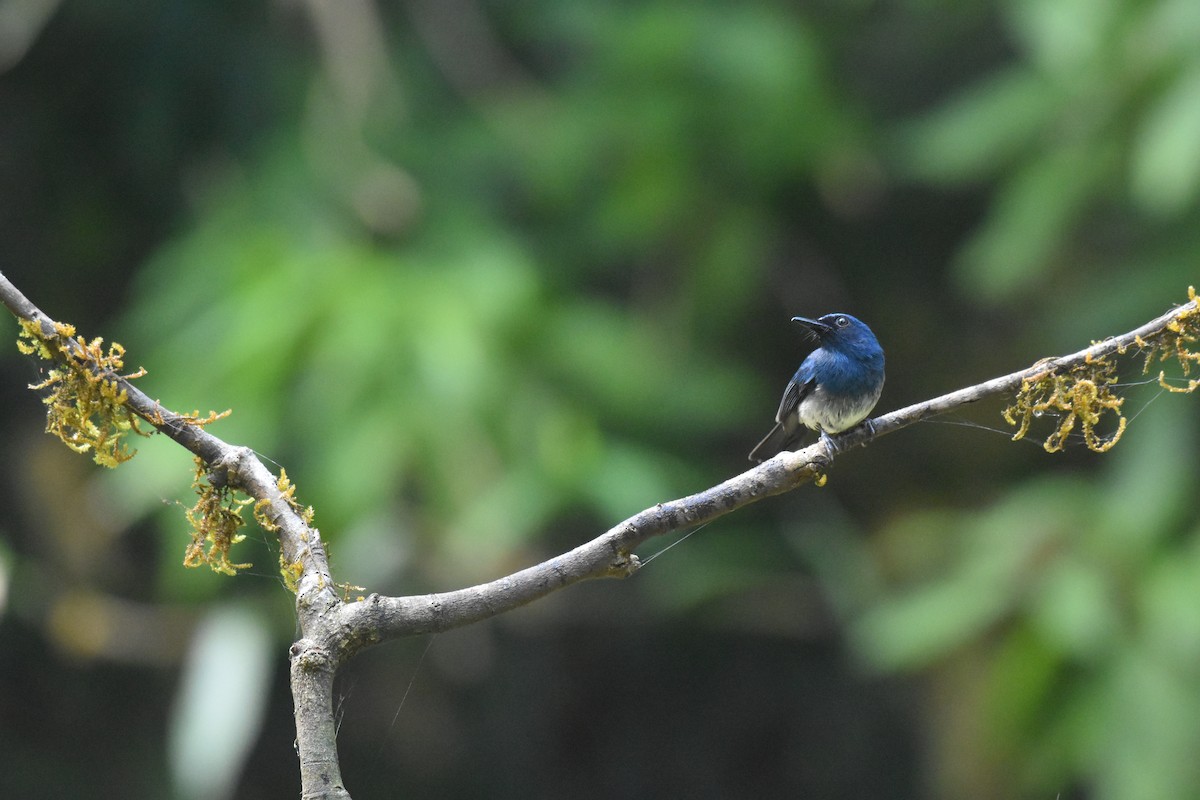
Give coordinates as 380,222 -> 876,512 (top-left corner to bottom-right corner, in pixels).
955,142 -> 1112,300
897,69 -> 1058,183
1130,62 -> 1200,217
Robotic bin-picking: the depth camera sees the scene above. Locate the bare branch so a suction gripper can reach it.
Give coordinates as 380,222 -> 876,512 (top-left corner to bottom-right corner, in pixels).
331,452 -> 822,653
291,639 -> 349,800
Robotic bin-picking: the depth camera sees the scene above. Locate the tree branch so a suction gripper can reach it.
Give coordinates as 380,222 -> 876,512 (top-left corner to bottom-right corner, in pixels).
3,268 -> 1196,800
0,271 -> 349,798
330,290 -> 1200,660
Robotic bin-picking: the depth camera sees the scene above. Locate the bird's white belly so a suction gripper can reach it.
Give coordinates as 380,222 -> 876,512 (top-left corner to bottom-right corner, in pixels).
797,386 -> 881,434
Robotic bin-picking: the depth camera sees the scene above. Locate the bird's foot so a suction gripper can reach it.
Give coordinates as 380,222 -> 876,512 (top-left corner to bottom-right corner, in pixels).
821,419 -> 877,455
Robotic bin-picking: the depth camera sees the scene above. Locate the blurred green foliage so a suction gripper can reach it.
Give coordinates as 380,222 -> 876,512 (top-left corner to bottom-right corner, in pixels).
3,0 -> 1200,798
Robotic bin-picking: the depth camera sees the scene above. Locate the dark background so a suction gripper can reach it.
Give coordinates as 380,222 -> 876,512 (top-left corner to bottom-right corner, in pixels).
2,1 -> 1199,798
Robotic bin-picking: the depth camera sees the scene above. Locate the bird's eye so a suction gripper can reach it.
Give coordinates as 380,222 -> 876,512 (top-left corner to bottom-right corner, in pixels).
835,316 -> 849,328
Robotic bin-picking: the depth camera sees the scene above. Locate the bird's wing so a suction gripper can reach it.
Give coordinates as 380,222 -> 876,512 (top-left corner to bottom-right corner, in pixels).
749,363 -> 818,463
748,376 -> 816,462
774,373 -> 815,425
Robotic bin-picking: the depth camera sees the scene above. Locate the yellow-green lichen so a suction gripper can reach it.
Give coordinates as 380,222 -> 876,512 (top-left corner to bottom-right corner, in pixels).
276,468 -> 315,526
183,457 -> 253,575
1004,357 -> 1126,453
1004,287 -> 1200,453
18,318 -> 149,467
279,557 -> 303,594
1142,285 -> 1200,393
253,468 -> 319,593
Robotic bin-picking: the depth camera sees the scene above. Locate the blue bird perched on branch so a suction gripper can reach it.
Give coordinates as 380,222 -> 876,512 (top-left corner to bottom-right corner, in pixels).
749,313 -> 885,462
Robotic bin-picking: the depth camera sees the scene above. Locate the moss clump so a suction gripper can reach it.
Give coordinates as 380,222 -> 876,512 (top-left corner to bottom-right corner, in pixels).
1004,286 -> 1200,453
254,468 -> 317,594
1139,285 -> 1200,393
17,318 -> 149,467
183,457 -> 253,575
1004,358 -> 1126,453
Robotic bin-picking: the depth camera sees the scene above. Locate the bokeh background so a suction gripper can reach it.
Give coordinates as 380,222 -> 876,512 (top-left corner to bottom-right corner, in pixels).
2,1 -> 1199,798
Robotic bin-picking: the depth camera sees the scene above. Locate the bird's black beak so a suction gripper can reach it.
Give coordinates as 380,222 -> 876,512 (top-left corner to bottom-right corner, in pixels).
791,316 -> 831,340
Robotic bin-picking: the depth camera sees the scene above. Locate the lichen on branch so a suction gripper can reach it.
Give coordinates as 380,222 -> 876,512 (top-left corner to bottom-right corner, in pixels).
253,468 -> 317,594
14,317 -> 232,468
183,457 -> 253,575
17,318 -> 149,467
1138,285 -> 1200,393
1003,286 -> 1200,453
1003,358 -> 1126,453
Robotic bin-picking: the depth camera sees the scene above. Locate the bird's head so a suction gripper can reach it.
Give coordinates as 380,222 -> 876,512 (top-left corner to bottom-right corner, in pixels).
791,313 -> 880,353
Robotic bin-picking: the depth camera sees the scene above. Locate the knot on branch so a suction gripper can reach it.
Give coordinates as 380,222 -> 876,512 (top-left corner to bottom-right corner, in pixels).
289,638 -> 335,673
610,551 -> 641,577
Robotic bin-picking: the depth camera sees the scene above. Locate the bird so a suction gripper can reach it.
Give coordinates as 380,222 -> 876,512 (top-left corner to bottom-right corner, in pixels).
748,313 -> 885,462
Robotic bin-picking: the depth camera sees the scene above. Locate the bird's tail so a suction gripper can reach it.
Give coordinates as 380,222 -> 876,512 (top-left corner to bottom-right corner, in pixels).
748,423 -> 789,463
